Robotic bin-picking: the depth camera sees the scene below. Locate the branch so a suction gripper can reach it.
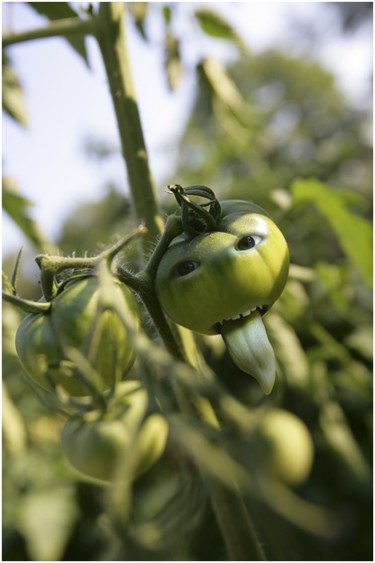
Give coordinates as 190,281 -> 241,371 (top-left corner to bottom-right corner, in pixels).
95,3 -> 164,253
2,17 -> 94,47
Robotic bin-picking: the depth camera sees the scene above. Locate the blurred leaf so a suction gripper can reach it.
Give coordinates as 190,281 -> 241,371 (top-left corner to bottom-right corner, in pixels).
169,415 -> 252,491
2,270 -> 14,295
18,487 -> 78,561
266,312 -> 309,389
2,52 -> 28,127
162,5 -> 172,25
3,177 -> 50,250
345,325 -> 373,361
320,401 -> 371,483
200,56 -> 245,112
28,2 -> 78,19
256,474 -> 339,538
292,179 -> 372,286
194,9 -> 247,51
27,2 -> 89,65
2,382 -> 27,457
164,31 -> 183,91
127,2 -> 148,39
315,262 -> 353,314
277,279 -> 310,323
310,323 -> 352,365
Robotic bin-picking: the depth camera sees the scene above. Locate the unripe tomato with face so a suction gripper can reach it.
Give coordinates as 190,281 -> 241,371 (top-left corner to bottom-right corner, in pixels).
15,275 -> 139,396
61,381 -> 169,482
155,200 -> 289,394
155,200 -> 289,335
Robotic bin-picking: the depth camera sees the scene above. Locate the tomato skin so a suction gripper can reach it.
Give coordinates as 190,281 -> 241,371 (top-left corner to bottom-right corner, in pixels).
155,201 -> 289,335
255,409 -> 314,486
61,382 -> 169,482
15,276 -> 139,396
61,413 -> 131,482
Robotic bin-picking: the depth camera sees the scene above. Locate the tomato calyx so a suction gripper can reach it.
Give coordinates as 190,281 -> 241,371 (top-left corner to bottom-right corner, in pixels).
167,184 -> 222,237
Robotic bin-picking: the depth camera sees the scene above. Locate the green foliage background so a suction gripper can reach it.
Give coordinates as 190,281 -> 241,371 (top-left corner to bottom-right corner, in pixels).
2,2 -> 372,561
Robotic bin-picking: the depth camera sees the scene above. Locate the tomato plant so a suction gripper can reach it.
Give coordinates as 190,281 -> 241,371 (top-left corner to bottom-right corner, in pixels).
4,3 -> 371,560
15,274 -> 139,396
61,381 -> 169,482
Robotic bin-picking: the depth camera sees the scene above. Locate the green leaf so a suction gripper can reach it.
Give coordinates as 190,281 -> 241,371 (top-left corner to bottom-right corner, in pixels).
169,415 -> 252,491
320,401 -> 371,483
27,2 -> 89,64
3,177 -> 49,250
164,31 -> 183,91
266,313 -> 309,389
2,271 -> 14,295
28,2 -> 78,19
127,2 -> 148,40
291,178 -> 372,286
162,5 -> 172,25
345,325 -> 373,361
18,487 -> 78,561
2,382 -> 27,457
194,9 -> 247,51
199,57 -> 245,112
2,53 -> 28,127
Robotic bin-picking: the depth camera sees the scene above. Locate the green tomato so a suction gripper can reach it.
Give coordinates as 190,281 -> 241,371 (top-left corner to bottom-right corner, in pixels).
156,200 -> 289,335
61,382 -> 169,483
15,275 -> 139,396
155,200 -> 289,394
255,408 -> 314,486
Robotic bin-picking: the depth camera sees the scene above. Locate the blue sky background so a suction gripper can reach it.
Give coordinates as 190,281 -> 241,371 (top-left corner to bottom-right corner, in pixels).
2,2 -> 373,257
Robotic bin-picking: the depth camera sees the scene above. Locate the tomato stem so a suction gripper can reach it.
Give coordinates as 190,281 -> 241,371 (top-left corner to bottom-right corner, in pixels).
144,214 -> 183,278
2,291 -> 51,314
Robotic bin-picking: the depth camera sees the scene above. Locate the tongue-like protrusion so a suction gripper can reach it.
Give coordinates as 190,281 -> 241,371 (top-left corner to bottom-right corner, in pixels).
221,310 -> 276,395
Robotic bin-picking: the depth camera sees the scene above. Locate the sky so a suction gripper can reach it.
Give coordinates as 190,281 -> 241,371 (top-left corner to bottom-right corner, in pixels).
2,2 -> 373,256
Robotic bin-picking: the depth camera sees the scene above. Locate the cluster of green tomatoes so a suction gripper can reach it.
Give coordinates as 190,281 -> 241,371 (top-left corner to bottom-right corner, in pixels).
6,185 -> 294,487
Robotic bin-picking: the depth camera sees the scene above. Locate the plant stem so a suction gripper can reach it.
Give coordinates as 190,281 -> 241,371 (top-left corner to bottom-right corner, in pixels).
95,3 -> 164,251
2,17 -> 94,47
94,4 -> 266,560
208,482 -> 266,560
2,291 -> 51,313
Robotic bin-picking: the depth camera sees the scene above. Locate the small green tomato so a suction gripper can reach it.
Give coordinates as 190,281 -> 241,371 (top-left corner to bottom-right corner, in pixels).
256,408 -> 314,486
61,381 -> 169,482
15,275 -> 139,396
